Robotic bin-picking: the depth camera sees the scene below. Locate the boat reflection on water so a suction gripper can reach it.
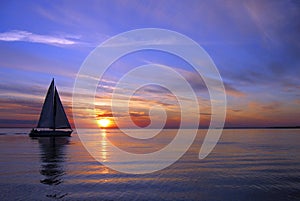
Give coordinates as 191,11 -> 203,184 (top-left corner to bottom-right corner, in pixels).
38,137 -> 69,185
37,137 -> 69,198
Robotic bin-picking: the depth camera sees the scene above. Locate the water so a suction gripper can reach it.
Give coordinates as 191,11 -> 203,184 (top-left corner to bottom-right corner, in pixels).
0,128 -> 300,201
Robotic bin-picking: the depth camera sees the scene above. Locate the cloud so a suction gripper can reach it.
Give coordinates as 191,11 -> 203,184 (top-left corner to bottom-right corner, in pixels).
230,109 -> 242,113
261,101 -> 282,110
244,1 -> 300,44
97,112 -> 113,118
224,83 -> 245,97
0,119 -> 36,127
0,30 -> 79,46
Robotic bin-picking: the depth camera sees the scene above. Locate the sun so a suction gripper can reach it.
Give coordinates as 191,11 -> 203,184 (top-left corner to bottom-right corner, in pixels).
97,118 -> 111,128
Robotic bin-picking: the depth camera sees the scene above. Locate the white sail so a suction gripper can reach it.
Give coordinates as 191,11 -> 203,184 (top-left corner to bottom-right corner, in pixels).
37,79 -> 71,129
54,87 -> 71,129
37,79 -> 55,128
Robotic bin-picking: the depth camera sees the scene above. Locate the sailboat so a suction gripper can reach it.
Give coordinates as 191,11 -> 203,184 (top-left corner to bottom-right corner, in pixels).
29,79 -> 72,137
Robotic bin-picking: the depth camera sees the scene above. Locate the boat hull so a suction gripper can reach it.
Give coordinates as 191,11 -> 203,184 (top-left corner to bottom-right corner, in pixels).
29,129 -> 72,137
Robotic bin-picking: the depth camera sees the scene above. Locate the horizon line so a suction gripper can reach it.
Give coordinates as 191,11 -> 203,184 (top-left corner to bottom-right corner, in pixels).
1,126 -> 300,129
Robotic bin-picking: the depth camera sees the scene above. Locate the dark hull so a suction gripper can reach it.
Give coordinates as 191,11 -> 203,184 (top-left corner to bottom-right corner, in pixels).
29,130 -> 72,137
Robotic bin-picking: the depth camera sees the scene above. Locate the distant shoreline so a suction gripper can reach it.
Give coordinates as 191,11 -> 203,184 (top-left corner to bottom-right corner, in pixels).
1,126 -> 300,129
222,126 -> 300,129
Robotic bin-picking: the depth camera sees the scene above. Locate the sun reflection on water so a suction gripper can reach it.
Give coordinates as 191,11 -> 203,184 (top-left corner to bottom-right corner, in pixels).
100,129 -> 107,162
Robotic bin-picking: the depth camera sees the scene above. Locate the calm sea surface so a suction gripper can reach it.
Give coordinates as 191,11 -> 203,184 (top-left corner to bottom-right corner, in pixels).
0,128 -> 300,201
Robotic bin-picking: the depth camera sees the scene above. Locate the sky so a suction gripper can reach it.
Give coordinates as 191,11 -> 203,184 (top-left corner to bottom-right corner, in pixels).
0,0 -> 299,128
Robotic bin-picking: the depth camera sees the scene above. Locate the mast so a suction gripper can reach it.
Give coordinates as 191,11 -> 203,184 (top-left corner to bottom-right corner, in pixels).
53,84 -> 56,131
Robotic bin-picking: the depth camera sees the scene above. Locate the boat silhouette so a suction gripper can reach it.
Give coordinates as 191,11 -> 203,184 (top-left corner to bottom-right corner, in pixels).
29,79 -> 72,137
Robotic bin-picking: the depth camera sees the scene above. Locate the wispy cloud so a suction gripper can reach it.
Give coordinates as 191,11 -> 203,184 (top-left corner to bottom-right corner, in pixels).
0,30 -> 79,46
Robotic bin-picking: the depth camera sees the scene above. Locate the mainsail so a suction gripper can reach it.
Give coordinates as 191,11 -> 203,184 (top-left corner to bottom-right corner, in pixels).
37,79 -> 71,129
54,87 -> 71,128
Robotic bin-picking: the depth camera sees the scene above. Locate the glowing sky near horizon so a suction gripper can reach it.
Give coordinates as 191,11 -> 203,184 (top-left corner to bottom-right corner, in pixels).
0,0 -> 299,128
